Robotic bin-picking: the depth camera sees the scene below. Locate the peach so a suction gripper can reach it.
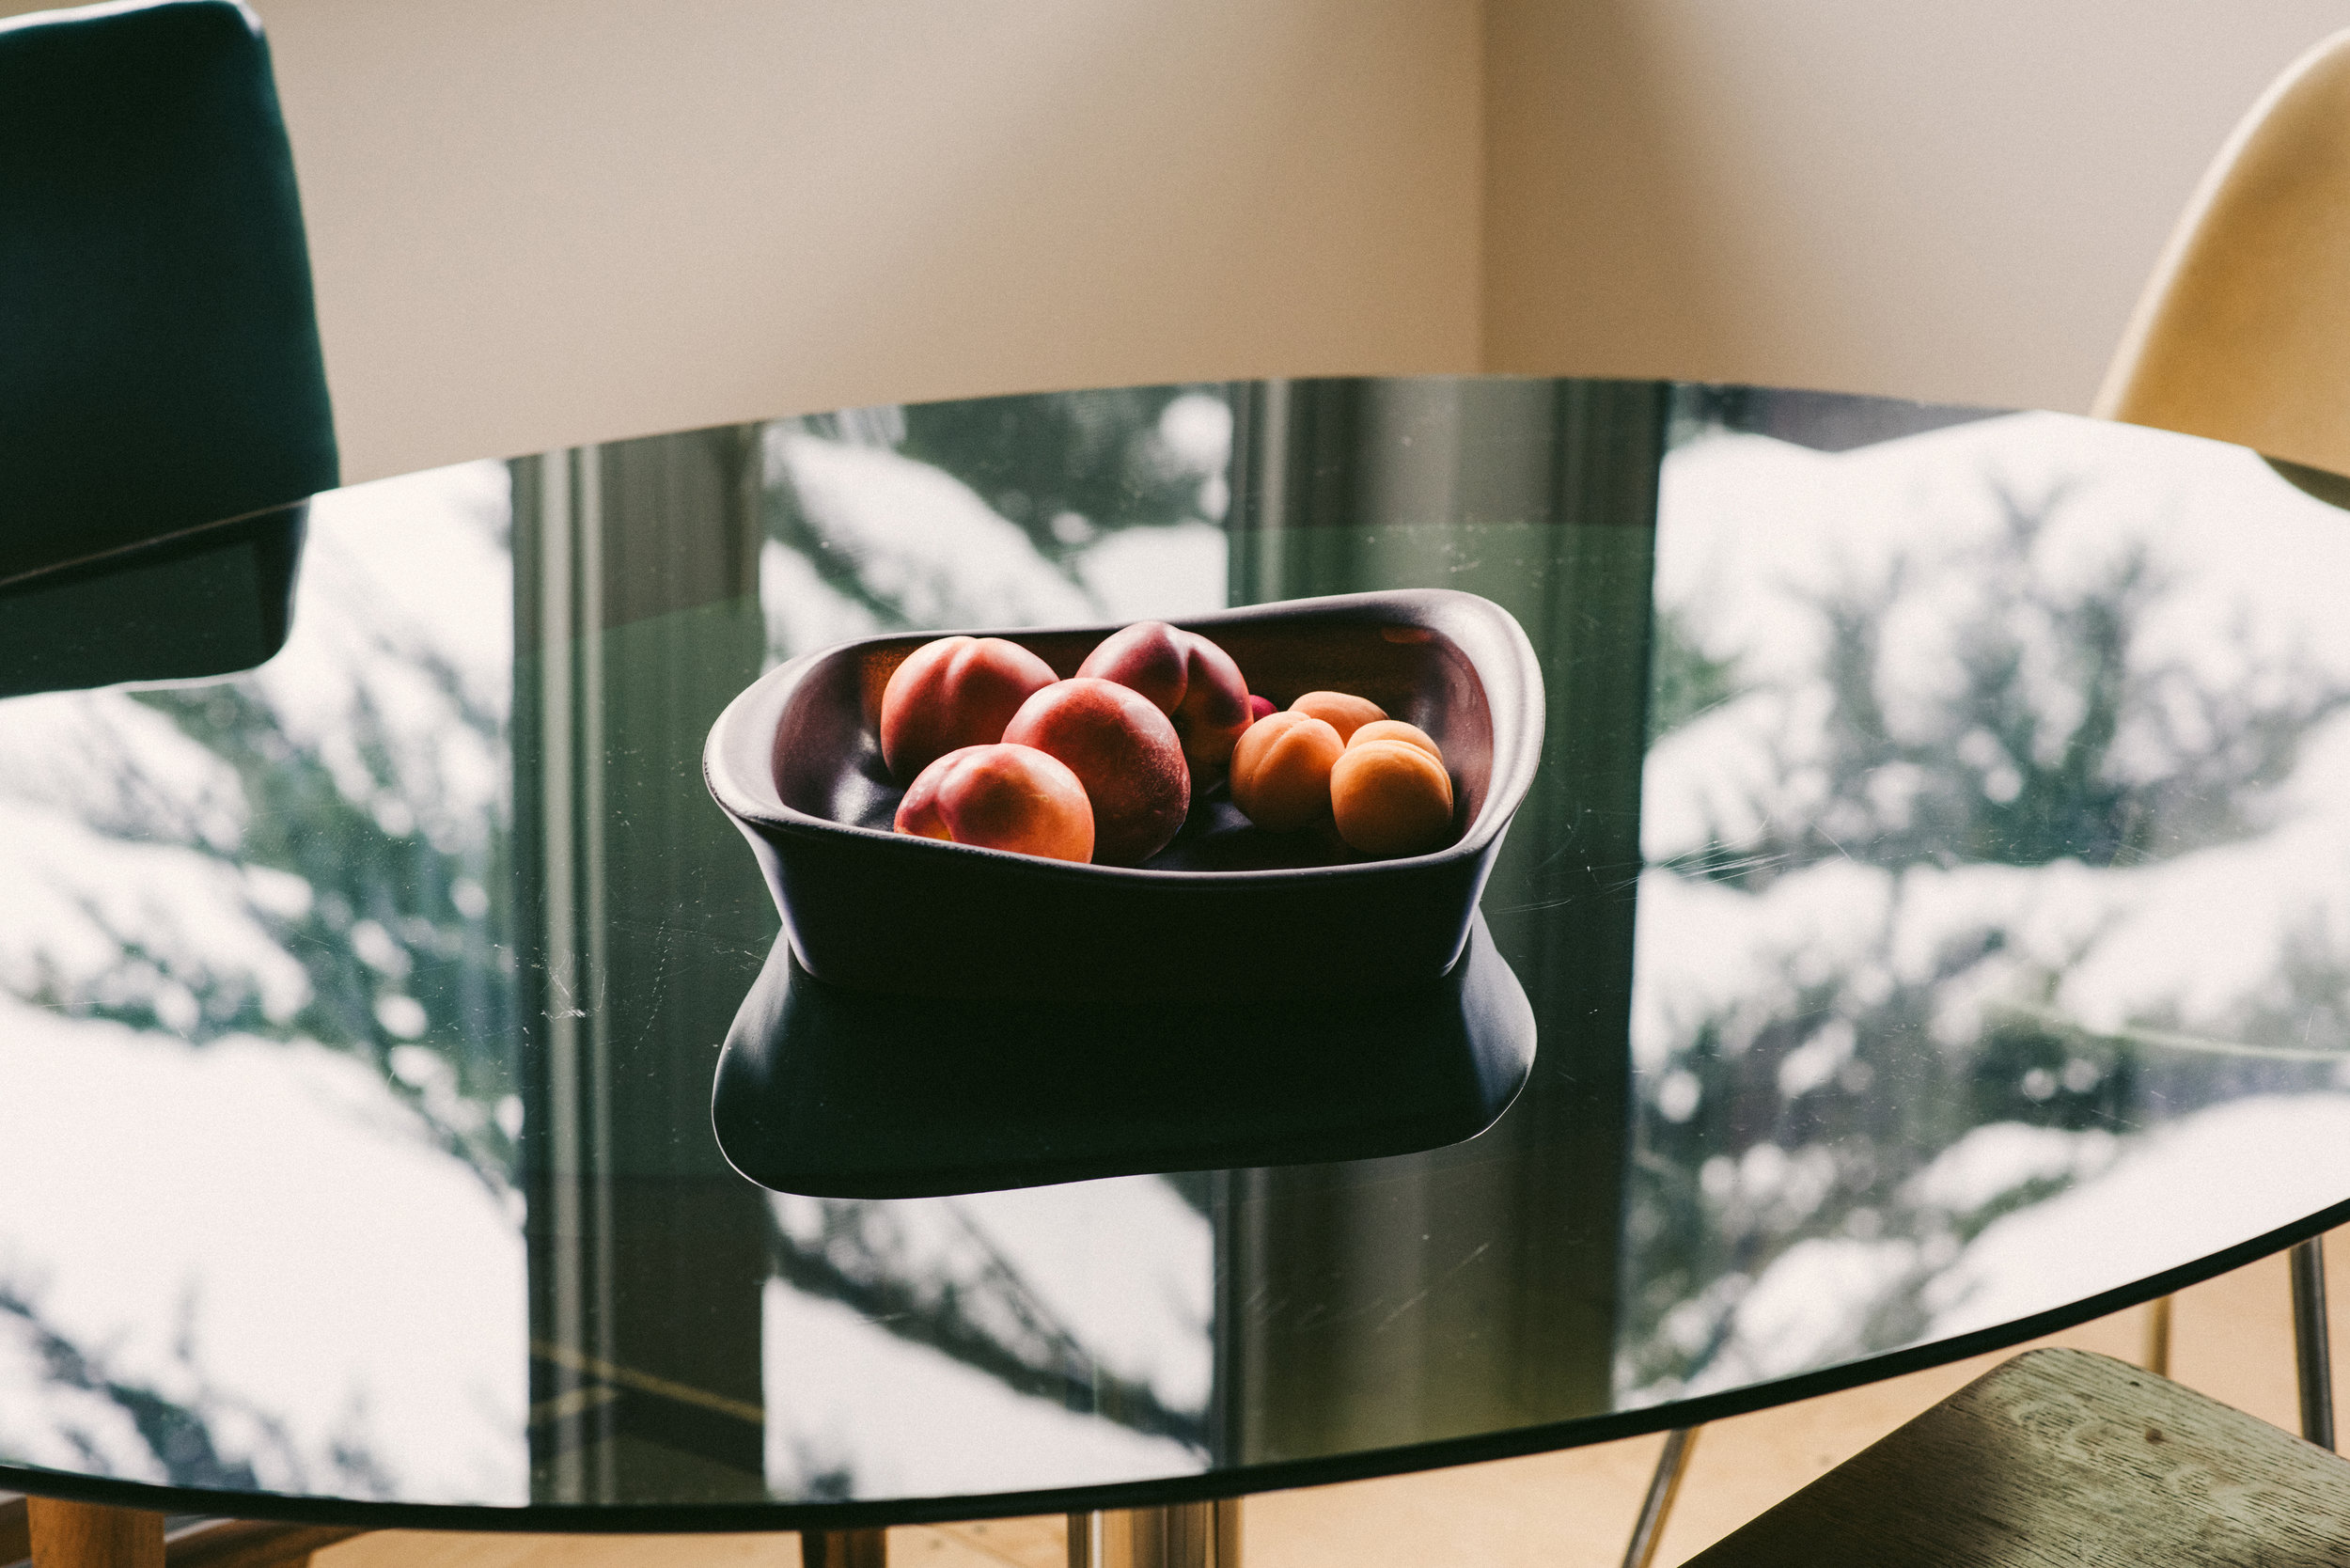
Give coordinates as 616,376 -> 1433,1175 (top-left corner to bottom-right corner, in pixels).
1003,678 -> 1190,865
1291,690 -> 1386,744
1348,719 -> 1442,761
894,744 -> 1094,863
1076,619 -> 1186,711
1230,711 -> 1343,832
879,635 -> 1058,782
1247,695 -> 1277,723
1331,738 -> 1454,857
1077,620 -> 1254,783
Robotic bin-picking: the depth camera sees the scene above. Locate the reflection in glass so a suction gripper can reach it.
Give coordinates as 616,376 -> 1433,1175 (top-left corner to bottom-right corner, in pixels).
509,396 -> 1242,1501
743,391 -> 1235,1498
0,463 -> 523,1498
7,383 -> 2350,1516
1622,405 -> 2350,1403
1217,378 -> 1660,1459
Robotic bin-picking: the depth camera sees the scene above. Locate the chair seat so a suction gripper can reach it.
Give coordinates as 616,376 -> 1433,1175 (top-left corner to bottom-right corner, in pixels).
1686,1347 -> 2350,1566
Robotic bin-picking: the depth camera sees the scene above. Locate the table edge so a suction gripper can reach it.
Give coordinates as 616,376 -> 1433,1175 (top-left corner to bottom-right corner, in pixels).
7,1190 -> 2345,1533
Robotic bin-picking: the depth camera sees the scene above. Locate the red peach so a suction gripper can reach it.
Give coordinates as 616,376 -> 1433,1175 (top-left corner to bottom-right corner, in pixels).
1172,633 -> 1254,780
894,744 -> 1095,863
1077,620 -> 1254,784
1291,690 -> 1386,744
879,635 -> 1058,782
1003,678 -> 1189,865
1230,711 -> 1343,832
1077,619 -> 1187,711
1331,738 -> 1454,857
1247,694 -> 1277,723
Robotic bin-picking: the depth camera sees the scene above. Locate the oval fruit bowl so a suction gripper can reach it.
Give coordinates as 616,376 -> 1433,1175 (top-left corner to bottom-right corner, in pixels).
703,588 -> 1543,1001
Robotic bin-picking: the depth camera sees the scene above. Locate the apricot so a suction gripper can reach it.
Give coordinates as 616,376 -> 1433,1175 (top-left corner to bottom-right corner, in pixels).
1003,678 -> 1190,865
879,635 -> 1058,782
894,744 -> 1094,863
1230,711 -> 1343,832
1348,719 -> 1442,760
1331,738 -> 1454,857
1078,620 -> 1254,784
1291,690 -> 1386,744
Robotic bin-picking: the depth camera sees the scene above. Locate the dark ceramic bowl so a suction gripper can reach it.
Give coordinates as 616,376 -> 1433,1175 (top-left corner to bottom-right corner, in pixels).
703,588 -> 1543,1001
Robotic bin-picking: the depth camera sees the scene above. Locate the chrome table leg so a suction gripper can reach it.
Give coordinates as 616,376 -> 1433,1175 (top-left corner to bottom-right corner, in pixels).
2292,1235 -> 2335,1450
803,1529 -> 886,1568
1068,1501 -> 1240,1568
1621,1427 -> 1700,1568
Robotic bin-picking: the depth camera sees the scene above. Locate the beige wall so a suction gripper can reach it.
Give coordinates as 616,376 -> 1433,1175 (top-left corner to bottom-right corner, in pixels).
1482,0 -> 2350,414
255,0 -> 1485,482
20,0 -> 2347,478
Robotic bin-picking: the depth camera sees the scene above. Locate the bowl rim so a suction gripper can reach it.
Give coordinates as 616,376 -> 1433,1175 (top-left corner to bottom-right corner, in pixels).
704,588 -> 1544,884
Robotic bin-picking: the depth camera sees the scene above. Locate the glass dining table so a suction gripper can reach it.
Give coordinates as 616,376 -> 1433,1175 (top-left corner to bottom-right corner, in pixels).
6,377 -> 2350,1557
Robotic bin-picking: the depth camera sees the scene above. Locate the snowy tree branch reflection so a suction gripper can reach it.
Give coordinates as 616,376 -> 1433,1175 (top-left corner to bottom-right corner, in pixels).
1626,433 -> 2350,1401
766,1200 -> 1208,1452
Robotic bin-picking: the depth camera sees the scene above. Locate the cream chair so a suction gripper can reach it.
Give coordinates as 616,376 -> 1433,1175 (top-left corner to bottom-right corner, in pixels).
2096,27 -> 2350,501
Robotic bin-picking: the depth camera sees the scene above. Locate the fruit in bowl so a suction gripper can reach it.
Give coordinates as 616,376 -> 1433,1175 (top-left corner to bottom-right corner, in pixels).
1349,718 -> 1442,760
1230,711 -> 1344,832
706,588 -> 1543,1000
878,635 -> 1058,782
1332,729 -> 1454,856
893,743 -> 1095,863
1076,619 -> 1254,786
1002,677 -> 1190,866
1230,704 -> 1458,857
870,619 -> 1458,869
1290,690 -> 1387,744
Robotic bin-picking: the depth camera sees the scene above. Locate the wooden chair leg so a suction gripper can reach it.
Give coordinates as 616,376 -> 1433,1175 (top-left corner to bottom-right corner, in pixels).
24,1499 -> 163,1568
2142,1294 -> 2173,1377
8,1504 -> 358,1568
2,1494 -> 30,1567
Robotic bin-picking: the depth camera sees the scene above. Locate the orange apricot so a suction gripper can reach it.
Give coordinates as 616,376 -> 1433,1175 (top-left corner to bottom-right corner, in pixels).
1290,690 -> 1386,744
1347,719 -> 1441,760
1330,738 -> 1454,857
1230,711 -> 1343,832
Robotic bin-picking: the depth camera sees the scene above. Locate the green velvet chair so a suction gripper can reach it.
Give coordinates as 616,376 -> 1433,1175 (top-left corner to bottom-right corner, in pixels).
0,0 -> 336,696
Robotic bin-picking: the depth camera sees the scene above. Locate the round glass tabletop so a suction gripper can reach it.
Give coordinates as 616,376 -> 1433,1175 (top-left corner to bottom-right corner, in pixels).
6,377 -> 2350,1529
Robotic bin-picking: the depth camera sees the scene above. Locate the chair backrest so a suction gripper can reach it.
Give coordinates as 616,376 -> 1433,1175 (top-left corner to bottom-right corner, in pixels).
2095,29 -> 2350,482
0,0 -> 335,585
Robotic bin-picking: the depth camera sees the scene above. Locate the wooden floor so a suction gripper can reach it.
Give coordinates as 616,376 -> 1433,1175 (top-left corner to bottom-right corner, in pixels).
316,1229 -> 2350,1568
